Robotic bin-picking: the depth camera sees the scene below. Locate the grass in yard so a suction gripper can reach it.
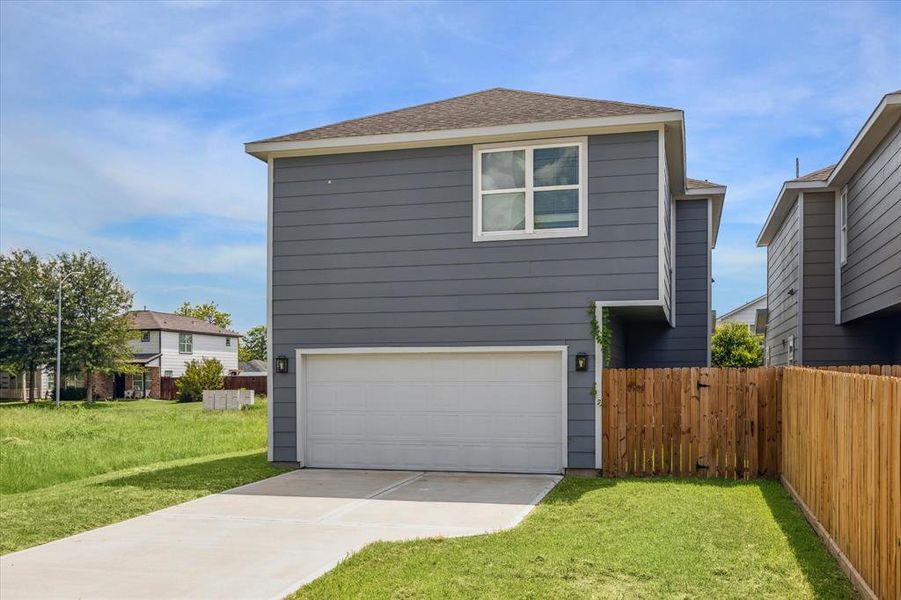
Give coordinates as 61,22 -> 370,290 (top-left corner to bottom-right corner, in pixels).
293,477 -> 854,600
0,398 -> 287,554
0,399 -> 268,494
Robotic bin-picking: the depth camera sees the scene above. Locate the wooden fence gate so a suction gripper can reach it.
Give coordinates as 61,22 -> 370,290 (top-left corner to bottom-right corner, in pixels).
600,367 -> 782,478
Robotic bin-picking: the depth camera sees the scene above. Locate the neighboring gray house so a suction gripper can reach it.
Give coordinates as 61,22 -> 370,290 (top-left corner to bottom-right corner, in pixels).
757,91 -> 900,367
245,88 -> 726,474
716,294 -> 767,334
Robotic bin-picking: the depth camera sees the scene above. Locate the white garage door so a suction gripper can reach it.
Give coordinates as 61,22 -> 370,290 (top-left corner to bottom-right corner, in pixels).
298,348 -> 566,474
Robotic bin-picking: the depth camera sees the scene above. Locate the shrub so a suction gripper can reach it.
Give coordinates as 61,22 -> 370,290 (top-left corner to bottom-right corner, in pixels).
711,322 -> 764,367
176,358 -> 224,402
59,387 -> 87,401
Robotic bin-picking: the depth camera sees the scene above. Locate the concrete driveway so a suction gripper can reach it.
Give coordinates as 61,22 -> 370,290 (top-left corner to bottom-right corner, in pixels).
0,469 -> 560,600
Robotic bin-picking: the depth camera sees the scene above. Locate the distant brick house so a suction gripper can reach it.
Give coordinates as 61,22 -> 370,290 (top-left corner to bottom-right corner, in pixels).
79,310 -> 240,400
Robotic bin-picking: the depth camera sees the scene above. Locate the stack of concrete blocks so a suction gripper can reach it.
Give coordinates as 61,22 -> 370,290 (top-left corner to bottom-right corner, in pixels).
202,389 -> 255,410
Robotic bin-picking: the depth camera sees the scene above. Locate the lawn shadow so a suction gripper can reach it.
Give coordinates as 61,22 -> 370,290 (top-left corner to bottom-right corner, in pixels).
98,452 -> 276,492
578,475 -> 851,599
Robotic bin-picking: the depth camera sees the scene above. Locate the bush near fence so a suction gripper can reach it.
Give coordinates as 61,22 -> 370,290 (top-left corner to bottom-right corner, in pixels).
158,376 -> 266,400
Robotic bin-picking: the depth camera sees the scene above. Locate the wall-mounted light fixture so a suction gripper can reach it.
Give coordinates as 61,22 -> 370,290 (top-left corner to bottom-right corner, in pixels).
275,355 -> 289,374
575,353 -> 589,372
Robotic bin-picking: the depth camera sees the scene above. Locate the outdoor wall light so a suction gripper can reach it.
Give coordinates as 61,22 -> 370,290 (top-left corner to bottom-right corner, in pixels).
275,355 -> 289,374
575,353 -> 589,372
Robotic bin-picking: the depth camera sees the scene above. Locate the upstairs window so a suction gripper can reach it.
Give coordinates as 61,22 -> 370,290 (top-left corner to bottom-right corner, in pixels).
179,333 -> 193,354
474,138 -> 587,241
141,330 -> 151,343
226,337 -> 231,347
839,186 -> 848,265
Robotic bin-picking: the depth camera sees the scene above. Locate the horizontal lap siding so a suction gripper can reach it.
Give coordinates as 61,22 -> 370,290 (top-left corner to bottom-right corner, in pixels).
841,118 -> 901,322
802,193 -> 895,365
624,199 -> 710,367
270,132 -> 660,465
766,200 -> 800,366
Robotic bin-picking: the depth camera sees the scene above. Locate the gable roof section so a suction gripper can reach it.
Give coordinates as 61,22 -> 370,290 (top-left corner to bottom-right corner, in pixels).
129,310 -> 239,337
717,294 -> 767,322
682,178 -> 727,248
252,88 -> 676,144
757,90 -> 901,247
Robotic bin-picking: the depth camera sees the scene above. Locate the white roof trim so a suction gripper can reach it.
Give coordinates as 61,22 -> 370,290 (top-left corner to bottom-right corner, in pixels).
756,180 -> 832,246
717,293 -> 767,321
676,186 -> 726,248
245,111 -> 684,160
827,92 -> 901,187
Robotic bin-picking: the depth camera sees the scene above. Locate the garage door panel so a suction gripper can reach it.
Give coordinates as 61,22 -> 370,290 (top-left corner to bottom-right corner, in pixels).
301,350 -> 564,473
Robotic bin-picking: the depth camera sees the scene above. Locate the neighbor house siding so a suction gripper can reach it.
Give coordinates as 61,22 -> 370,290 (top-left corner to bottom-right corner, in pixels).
840,117 -> 901,322
766,199 -> 800,365
128,330 -> 161,354
621,199 -> 710,367
159,331 -> 238,377
269,130 -> 662,466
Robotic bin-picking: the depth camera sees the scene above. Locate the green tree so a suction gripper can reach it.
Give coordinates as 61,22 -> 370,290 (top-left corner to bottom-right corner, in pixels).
175,301 -> 232,330
55,252 -> 137,402
0,250 -> 57,402
711,322 -> 764,368
239,325 -> 266,362
176,357 -> 224,402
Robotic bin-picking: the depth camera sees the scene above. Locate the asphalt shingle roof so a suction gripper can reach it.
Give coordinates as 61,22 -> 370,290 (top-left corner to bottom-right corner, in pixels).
128,310 -> 239,337
687,177 -> 726,189
252,88 -> 677,143
792,164 -> 835,182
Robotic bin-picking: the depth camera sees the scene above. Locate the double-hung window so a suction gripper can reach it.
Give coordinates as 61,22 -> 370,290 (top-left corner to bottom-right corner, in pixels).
179,333 -> 193,354
474,138 -> 587,241
141,330 -> 151,343
839,186 -> 848,265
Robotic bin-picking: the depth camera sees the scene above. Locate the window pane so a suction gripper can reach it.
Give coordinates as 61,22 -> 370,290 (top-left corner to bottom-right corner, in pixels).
534,146 -> 578,187
534,189 -> 579,229
481,150 -> 525,190
482,192 -> 525,232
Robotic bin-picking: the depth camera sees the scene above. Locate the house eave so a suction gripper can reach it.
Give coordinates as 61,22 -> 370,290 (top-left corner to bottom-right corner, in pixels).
244,111 -> 686,161
677,186 -> 726,248
756,181 -> 833,246
826,92 -> 901,188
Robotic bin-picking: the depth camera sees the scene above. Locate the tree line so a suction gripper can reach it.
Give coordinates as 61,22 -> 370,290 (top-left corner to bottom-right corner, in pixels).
1,249 -> 266,403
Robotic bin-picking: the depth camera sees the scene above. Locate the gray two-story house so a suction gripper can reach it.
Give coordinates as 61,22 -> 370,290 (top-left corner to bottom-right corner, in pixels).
757,90 -> 900,366
246,88 -> 725,474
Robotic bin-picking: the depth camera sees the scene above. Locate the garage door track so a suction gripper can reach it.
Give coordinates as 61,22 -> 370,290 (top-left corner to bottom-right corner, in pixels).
0,469 -> 560,600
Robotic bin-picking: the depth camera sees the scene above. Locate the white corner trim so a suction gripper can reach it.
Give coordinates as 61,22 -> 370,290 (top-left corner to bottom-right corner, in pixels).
797,194 -> 805,365
834,190 -> 842,325
706,198 -> 713,367
657,125 -> 667,311
670,195 -> 677,327
471,137 -> 588,242
266,156 -> 274,462
245,112 -> 684,160
294,345 -> 569,472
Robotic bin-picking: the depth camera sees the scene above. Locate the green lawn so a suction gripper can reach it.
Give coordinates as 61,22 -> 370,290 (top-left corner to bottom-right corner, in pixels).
0,399 -> 287,554
293,478 -> 854,599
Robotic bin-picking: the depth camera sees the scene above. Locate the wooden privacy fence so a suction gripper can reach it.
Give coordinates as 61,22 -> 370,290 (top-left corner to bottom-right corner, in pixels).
601,367 -> 782,478
781,367 -> 900,600
158,375 -> 267,400
223,375 -> 267,395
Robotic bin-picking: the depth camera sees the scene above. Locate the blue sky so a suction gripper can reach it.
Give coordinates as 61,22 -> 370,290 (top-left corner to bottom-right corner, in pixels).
1,1 -> 899,332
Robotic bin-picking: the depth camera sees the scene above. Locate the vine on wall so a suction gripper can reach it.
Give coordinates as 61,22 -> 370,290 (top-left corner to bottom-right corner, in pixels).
587,302 -> 612,368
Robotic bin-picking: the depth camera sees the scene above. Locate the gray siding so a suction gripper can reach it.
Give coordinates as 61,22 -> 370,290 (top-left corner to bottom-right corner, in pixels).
802,192 -> 898,365
623,199 -> 710,367
270,131 -> 662,467
766,199 -> 800,365
841,117 -> 901,322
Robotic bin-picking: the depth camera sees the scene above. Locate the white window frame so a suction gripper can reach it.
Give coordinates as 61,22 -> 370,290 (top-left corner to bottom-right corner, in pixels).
472,137 -> 588,242
839,186 -> 848,266
164,370 -> 173,377
179,333 -> 193,354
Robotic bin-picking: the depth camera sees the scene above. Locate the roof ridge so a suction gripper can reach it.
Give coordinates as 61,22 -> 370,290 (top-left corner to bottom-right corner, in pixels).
251,88 -> 678,144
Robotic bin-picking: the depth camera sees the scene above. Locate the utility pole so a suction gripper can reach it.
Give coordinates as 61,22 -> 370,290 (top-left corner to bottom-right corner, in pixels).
55,269 -> 83,408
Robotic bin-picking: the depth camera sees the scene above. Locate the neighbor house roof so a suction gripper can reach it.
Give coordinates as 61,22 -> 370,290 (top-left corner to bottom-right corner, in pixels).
757,90 -> 901,246
129,352 -> 162,365
716,294 -> 767,322
128,310 -> 239,337
252,88 -> 677,144
687,177 -> 726,189
683,178 -> 727,248
239,359 -> 267,373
